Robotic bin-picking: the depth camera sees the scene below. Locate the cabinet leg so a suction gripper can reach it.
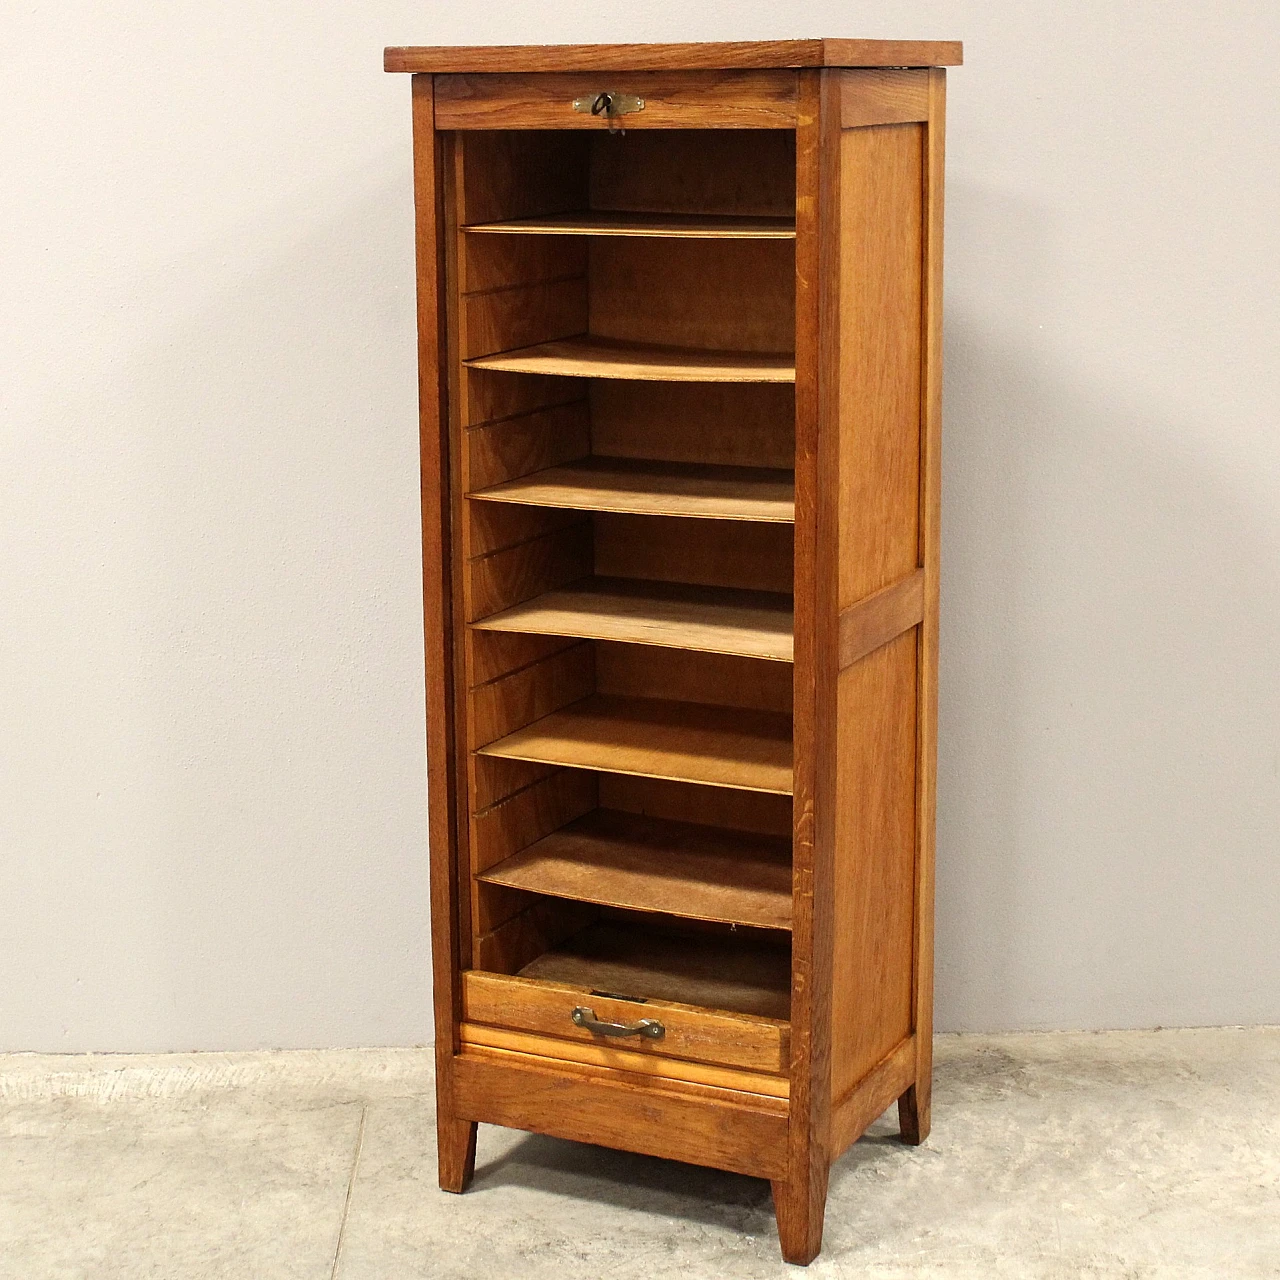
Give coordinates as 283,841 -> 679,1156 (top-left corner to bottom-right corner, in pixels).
898,1080 -> 931,1146
437,1113 -> 477,1193
771,1163 -> 829,1266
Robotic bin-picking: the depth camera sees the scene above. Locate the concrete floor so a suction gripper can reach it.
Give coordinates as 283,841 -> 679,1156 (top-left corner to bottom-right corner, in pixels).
2,1030 -> 1277,1278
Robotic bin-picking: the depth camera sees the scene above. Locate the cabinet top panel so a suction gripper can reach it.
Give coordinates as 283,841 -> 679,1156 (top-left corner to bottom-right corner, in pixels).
384,39 -> 962,75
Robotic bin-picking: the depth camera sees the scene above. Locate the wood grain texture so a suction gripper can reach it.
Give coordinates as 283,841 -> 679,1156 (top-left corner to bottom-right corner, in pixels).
589,130 -> 795,219
839,68 -> 929,127
837,122 -> 924,607
831,631 -> 918,1100
518,919 -> 791,1020
432,70 -> 799,130
777,66 -> 842,1269
451,1050 -> 790,1179
599,775 -> 793,838
468,457 -> 796,523
838,568 -> 925,670
476,692 -> 794,794
461,1024 -> 788,1097
588,237 -> 795,355
465,523 -> 592,621
473,577 -> 794,662
467,642 -> 594,748
589,381 -> 795,469
595,644 -> 793,715
465,335 -> 795,383
385,40 -> 964,75
593,513 -> 794,594
830,1035 -> 917,1158
460,276 -> 587,361
410,75 -> 472,1193
903,66 -> 947,1148
462,968 -> 788,1072
477,807 -> 793,929
454,130 -> 587,226
465,211 -> 796,239
463,401 -> 590,492
469,766 -> 597,875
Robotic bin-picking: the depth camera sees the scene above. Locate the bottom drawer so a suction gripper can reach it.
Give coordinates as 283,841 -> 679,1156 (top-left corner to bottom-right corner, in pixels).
461,970 -> 790,1097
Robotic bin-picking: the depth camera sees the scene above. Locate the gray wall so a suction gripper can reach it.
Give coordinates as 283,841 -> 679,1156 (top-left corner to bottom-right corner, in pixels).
3,2 -> 1277,1051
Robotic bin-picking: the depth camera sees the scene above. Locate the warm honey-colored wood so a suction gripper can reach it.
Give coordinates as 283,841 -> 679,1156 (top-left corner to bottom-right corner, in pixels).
838,568 -> 925,670
477,693 -> 794,794
902,66 -> 947,1149
452,1050 -> 790,1178
468,457 -> 796,523
410,76 -> 482,1197
463,970 -> 788,1073
386,40 -> 964,75
588,238 -> 795,355
394,42 -> 954,1264
589,381 -> 795,469
461,1024 -> 789,1097
433,70 -> 799,130
519,919 -> 791,1019
464,211 -> 796,238
830,1035 -> 917,1158
473,577 -> 794,662
831,631 -> 918,1099
466,335 -> 795,383
837,121 -> 924,606
839,68 -> 930,127
595,644 -> 793,715
589,130 -> 796,219
477,807 -> 793,929
775,66 -> 842,1269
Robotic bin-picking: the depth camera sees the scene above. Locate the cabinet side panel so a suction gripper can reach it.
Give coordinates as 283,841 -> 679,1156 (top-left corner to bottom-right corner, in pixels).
836,123 -> 923,607
831,632 -> 918,1099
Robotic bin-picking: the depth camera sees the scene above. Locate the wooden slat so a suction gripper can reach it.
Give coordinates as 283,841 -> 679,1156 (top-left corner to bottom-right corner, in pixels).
476,693 -> 794,794
466,336 -> 795,383
839,69 -> 929,128
477,807 -> 793,929
468,457 -> 796,523
518,919 -> 791,1020
432,70 -> 799,130
461,1025 -> 788,1098
385,40 -> 964,75
462,969 -> 788,1073
472,577 -> 794,663
465,212 -> 796,239
837,568 -> 925,669
830,1036 -> 917,1158
451,1050 -> 790,1179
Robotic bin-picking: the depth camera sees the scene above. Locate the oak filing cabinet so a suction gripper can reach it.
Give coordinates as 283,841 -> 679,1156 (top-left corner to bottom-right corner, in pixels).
384,38 -> 961,1264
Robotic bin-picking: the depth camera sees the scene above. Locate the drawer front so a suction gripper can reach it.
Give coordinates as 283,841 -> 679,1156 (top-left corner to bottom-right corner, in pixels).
461,970 -> 790,1088
433,70 -> 798,130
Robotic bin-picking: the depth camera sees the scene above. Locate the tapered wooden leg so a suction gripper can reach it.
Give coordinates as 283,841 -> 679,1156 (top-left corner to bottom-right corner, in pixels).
771,1163 -> 830,1266
437,1113 -> 477,1193
898,1080 -> 931,1145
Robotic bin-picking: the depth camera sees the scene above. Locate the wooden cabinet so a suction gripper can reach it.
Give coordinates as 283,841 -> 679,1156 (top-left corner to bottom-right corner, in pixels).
385,38 -> 960,1265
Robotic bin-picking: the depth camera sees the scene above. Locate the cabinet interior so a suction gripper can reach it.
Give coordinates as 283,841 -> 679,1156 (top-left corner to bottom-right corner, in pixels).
447,127 -> 799,1022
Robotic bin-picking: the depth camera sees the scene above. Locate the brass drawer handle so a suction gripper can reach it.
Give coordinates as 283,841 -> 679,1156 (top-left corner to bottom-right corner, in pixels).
571,1005 -> 665,1040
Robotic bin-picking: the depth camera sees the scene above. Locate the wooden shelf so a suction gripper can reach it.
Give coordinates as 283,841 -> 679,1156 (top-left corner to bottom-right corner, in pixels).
519,919 -> 791,1020
464,211 -> 796,239
467,457 -> 795,523
465,336 -> 796,383
478,808 -> 793,930
476,693 -> 793,794
472,577 -> 793,662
